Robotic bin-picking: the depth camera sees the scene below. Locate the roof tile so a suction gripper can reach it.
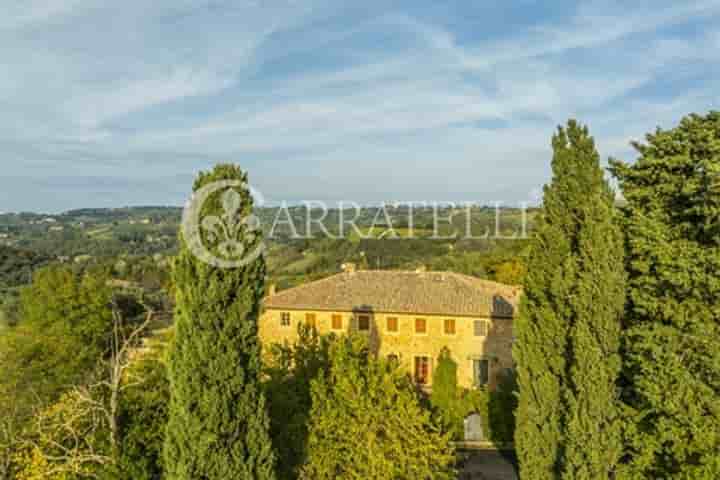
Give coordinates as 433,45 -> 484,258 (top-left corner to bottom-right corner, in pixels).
264,270 -> 520,318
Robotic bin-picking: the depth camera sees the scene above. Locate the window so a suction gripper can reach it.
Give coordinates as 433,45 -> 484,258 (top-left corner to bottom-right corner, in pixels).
386,316 -> 398,333
357,314 -> 370,331
331,314 -> 343,330
473,359 -> 490,387
305,313 -> 316,328
444,318 -> 456,335
280,312 -> 290,327
415,318 -> 427,334
474,320 -> 489,336
414,356 -> 431,385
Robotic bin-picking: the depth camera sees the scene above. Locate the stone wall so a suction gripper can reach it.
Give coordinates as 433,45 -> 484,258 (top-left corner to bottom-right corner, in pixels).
259,307 -> 514,390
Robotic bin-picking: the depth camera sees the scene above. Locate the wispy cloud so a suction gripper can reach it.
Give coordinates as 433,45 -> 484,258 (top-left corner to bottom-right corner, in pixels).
1,0 -> 718,212
445,1 -> 720,69
62,68 -> 236,128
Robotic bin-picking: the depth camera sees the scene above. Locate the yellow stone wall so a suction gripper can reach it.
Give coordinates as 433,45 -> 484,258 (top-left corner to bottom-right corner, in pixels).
259,308 -> 514,390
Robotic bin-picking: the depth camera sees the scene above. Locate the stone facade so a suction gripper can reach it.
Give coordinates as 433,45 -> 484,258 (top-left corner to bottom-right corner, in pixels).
259,306 -> 515,390
259,268 -> 519,390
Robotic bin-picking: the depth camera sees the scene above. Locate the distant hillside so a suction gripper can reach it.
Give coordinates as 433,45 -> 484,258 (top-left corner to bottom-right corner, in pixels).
0,205 -> 535,293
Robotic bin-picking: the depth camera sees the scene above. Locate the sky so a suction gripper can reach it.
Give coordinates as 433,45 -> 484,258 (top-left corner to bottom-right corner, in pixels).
1,0 -> 719,213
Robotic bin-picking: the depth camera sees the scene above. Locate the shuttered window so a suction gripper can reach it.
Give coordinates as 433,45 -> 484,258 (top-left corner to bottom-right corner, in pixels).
386,316 -> 398,332
280,312 -> 290,327
415,318 -> 427,334
331,314 -> 343,330
473,359 -> 490,387
357,314 -> 370,331
444,318 -> 456,335
414,356 -> 431,384
305,313 -> 316,328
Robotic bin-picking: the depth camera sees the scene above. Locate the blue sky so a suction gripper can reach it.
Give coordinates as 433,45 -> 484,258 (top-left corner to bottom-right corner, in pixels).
1,0 -> 719,212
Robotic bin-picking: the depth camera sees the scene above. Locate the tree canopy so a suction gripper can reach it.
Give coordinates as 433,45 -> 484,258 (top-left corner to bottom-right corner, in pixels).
611,111 -> 720,479
300,335 -> 455,480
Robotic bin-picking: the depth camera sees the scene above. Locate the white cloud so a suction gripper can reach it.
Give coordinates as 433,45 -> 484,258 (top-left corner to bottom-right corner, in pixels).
1,0 -> 719,211
62,68 -> 235,128
455,0 -> 720,69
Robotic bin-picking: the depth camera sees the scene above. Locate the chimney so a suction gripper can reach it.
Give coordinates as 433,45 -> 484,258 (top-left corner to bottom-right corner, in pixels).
267,284 -> 277,296
341,262 -> 357,274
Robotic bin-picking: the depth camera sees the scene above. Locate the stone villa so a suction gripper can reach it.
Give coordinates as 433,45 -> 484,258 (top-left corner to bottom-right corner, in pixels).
260,264 -> 521,390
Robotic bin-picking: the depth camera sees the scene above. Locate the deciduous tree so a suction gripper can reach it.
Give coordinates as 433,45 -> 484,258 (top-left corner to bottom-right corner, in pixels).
611,112 -> 720,479
13,389 -> 112,480
0,266 -> 114,479
263,325 -> 332,480
300,335 -> 455,480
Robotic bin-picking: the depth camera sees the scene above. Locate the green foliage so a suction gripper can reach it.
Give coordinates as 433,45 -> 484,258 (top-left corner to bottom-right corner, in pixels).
117,331 -> 172,480
2,206 -> 534,294
12,389 -> 111,480
164,165 -> 276,480
493,259 -> 526,286
263,325 -> 333,480
300,335 -> 455,480
514,120 -> 625,480
0,265 -> 113,409
430,348 -> 465,440
476,241 -> 531,285
113,255 -> 171,292
428,251 -> 487,278
0,245 -> 50,330
0,265 -> 114,479
0,208 -> 180,260
0,245 -> 49,289
13,323 -> 173,480
0,292 -> 20,329
19,266 -> 113,392
486,370 -> 518,445
610,111 -> 720,479
430,349 -> 517,445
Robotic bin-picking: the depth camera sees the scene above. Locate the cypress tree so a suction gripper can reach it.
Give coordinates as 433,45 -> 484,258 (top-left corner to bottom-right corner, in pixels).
514,120 -> 624,479
610,112 -> 720,479
430,348 -> 463,439
164,165 -> 275,480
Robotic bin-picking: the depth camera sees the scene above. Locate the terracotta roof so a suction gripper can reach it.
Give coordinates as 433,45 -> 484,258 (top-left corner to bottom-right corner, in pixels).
264,270 -> 521,318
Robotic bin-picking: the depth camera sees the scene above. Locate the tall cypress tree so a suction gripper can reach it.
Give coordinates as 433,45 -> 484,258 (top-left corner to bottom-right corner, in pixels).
514,120 -> 624,480
164,165 -> 275,480
430,348 -> 463,439
611,112 -> 720,479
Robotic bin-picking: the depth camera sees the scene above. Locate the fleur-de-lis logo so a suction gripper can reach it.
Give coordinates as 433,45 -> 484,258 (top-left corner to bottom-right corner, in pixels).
201,189 -> 261,260
182,180 -> 265,268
